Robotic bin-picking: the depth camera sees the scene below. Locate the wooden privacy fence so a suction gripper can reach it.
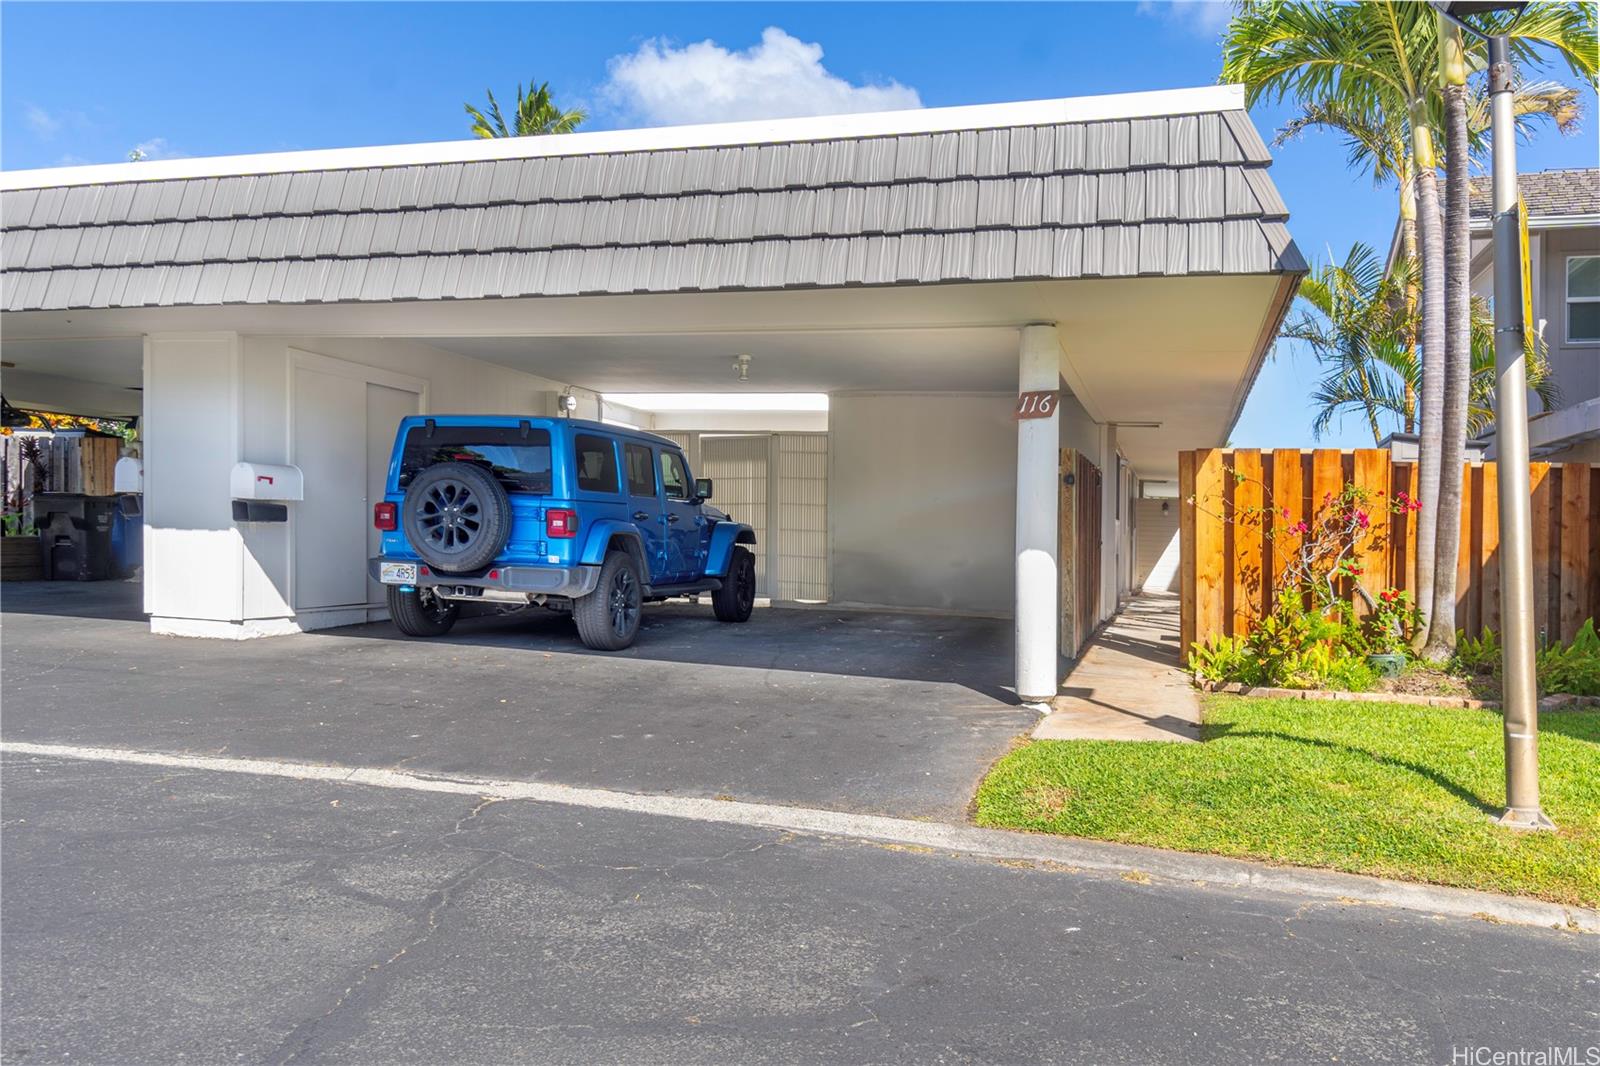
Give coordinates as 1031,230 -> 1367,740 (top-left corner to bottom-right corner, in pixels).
1178,448 -> 1600,655
2,431 -> 121,503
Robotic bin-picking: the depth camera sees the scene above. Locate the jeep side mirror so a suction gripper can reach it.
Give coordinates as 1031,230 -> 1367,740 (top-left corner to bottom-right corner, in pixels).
694,478 -> 714,501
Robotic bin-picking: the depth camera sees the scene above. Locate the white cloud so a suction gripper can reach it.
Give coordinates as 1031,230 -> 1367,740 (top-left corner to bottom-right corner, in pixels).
127,137 -> 183,162
25,104 -> 61,138
1137,0 -> 1234,36
601,27 -> 921,126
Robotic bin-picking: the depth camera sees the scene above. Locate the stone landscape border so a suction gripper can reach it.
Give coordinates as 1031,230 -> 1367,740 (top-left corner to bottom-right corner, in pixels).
1196,680 -> 1600,712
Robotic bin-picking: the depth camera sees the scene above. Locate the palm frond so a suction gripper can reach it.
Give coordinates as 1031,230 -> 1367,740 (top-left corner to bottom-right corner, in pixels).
465,79 -> 584,138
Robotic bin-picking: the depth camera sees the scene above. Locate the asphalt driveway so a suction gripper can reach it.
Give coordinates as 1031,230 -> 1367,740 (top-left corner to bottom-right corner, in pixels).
0,581 -> 1033,819
7,751 -> 1595,1065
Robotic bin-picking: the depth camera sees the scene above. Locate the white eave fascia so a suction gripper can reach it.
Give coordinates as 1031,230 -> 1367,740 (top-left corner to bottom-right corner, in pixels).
0,84 -> 1247,191
1468,213 -> 1600,231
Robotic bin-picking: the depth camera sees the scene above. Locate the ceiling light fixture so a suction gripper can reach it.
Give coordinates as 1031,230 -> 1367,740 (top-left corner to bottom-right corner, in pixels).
733,354 -> 751,383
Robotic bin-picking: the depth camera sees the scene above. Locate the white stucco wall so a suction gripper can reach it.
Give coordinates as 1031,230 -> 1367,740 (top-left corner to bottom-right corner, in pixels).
1134,497 -> 1180,592
829,392 -> 1017,615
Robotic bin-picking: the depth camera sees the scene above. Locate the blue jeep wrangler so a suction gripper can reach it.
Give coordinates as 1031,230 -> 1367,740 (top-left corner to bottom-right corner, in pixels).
369,415 -> 758,650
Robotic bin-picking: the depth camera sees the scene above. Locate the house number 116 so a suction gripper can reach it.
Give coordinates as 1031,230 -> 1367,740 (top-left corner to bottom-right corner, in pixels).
1015,390 -> 1059,420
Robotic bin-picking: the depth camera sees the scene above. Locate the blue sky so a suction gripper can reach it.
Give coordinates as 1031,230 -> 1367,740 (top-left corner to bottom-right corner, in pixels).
4,1 -> 1595,448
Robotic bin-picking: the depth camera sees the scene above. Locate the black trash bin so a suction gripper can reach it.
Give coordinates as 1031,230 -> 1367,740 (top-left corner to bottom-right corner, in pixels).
34,493 -> 118,581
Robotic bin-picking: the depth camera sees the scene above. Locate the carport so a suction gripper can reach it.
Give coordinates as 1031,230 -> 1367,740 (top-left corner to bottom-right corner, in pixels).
0,84 -> 1303,702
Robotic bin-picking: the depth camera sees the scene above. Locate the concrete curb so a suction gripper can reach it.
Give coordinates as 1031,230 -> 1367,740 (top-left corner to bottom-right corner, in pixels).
4,739 -> 1594,935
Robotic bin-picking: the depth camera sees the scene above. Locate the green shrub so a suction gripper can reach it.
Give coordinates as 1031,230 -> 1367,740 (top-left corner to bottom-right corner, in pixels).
1188,594 -> 1378,692
1452,627 -> 1502,676
1189,633 -> 1259,685
1452,620 -> 1600,696
1538,618 -> 1600,696
1322,652 -> 1380,692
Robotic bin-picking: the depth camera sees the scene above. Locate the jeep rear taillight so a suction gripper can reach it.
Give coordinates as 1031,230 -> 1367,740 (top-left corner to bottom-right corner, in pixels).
373,502 -> 398,531
546,508 -> 578,539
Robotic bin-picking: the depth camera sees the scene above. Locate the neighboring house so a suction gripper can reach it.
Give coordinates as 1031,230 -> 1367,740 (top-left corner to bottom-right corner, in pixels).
1471,168 -> 1599,462
0,84 -> 1304,702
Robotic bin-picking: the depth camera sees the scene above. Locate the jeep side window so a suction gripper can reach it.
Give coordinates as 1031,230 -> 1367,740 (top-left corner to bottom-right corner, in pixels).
573,434 -> 620,494
623,443 -> 656,498
660,450 -> 690,501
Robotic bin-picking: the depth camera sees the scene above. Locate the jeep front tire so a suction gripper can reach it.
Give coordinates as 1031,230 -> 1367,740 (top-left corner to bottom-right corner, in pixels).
574,550 -> 643,651
712,545 -> 756,623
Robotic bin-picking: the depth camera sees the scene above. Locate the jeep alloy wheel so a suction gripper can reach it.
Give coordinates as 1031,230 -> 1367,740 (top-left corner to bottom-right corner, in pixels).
401,461 -> 512,573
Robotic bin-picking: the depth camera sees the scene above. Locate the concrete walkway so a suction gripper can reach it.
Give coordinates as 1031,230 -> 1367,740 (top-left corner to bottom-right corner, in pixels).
1034,593 -> 1201,742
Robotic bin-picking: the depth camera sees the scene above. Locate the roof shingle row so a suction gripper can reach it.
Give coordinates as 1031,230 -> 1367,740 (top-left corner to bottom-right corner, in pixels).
0,108 -> 1299,311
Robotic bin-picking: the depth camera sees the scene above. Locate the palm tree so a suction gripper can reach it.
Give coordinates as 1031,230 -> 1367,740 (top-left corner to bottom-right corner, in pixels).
1273,102 -> 1419,430
1285,244 -> 1559,443
1223,0 -> 1450,641
465,80 -> 585,138
1223,0 -> 1595,646
1274,80 -> 1584,438
1427,2 -> 1593,657
1282,244 -> 1407,444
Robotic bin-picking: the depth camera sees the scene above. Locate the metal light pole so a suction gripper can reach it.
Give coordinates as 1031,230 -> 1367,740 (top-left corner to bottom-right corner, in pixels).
1484,33 -> 1552,830
1432,1 -> 1553,830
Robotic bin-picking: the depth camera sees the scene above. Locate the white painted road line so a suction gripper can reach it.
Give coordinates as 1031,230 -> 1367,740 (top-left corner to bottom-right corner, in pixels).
3,739 -> 1594,934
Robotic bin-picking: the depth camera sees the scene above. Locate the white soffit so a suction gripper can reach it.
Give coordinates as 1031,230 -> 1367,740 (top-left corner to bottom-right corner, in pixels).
605,393 -> 830,412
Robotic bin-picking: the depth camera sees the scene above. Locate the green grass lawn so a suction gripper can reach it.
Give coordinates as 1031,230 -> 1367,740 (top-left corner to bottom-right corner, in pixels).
974,697 -> 1600,907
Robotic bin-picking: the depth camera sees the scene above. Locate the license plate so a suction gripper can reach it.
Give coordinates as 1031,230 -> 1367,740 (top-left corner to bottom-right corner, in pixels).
380,562 -> 418,584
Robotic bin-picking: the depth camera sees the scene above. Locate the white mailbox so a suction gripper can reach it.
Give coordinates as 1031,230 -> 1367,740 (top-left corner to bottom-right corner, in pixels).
113,456 -> 143,494
230,462 -> 304,502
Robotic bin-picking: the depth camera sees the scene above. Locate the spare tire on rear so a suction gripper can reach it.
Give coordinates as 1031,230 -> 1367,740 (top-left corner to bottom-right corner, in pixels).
402,461 -> 512,574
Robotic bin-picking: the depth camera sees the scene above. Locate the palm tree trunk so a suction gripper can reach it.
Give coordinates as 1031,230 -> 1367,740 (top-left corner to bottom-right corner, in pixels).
1410,111 -> 1446,648
1426,25 -> 1472,659
1398,173 -> 1419,434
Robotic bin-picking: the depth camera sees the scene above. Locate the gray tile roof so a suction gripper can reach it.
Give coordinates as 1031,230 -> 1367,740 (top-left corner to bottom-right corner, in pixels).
1,109 -> 1304,312
1469,168 -> 1599,220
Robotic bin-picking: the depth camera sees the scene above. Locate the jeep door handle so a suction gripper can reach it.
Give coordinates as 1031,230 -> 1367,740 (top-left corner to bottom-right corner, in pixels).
632,511 -> 650,521
666,513 -> 680,524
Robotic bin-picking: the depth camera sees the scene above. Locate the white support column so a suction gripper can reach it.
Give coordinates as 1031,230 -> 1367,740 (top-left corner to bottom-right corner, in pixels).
143,332 -> 252,636
1015,324 -> 1062,705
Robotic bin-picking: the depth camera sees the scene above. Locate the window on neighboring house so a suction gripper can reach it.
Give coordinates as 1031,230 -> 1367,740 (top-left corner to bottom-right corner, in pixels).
1569,256 -> 1600,343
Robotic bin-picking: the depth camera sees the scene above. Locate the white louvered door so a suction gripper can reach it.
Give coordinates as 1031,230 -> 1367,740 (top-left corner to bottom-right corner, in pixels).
664,431 -> 828,602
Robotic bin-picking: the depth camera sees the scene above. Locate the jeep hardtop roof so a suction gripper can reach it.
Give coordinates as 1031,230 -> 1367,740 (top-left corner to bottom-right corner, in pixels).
395,414 -> 683,451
